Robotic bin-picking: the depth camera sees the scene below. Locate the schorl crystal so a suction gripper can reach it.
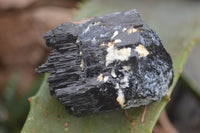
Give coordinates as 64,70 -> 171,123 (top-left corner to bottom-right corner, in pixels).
36,9 -> 173,116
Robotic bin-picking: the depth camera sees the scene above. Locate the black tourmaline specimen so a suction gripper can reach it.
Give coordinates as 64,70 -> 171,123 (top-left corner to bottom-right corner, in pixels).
36,9 -> 173,116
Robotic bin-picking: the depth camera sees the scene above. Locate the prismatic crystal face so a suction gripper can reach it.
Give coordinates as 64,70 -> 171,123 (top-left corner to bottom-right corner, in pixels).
36,9 -> 173,116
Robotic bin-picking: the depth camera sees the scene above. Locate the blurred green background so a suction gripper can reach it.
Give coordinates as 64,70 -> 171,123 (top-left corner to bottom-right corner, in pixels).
0,0 -> 200,133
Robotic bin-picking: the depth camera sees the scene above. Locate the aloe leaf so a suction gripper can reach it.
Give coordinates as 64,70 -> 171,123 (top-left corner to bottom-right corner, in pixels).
21,0 -> 200,133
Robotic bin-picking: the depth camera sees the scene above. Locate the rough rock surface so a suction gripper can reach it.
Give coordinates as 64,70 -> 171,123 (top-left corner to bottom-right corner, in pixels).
36,9 -> 173,116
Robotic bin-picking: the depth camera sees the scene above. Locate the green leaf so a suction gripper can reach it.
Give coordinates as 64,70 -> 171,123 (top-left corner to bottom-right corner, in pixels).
21,0 -> 200,133
182,43 -> 200,98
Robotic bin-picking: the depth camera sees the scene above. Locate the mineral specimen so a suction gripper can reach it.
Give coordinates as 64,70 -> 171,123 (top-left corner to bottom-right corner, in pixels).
36,9 -> 173,116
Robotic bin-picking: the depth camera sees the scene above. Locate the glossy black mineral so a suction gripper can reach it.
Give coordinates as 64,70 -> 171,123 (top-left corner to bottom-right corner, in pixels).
36,9 -> 173,116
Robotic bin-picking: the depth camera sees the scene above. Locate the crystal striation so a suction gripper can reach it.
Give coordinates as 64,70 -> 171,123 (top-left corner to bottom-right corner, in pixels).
36,9 -> 173,116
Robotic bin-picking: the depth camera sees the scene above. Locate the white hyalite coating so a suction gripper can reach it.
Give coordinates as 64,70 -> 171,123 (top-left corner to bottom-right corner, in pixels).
111,69 -> 117,78
103,76 -> 109,82
106,39 -> 131,66
116,89 -> 125,108
97,74 -> 109,82
123,66 -> 131,71
80,59 -> 84,70
111,31 -> 119,40
127,26 -> 137,34
135,44 -> 149,57
114,72 -> 131,108
97,73 -> 103,81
